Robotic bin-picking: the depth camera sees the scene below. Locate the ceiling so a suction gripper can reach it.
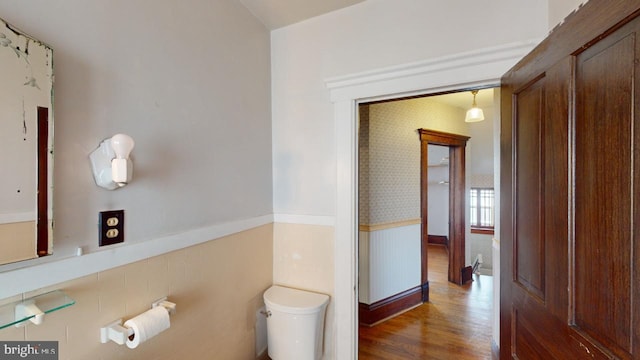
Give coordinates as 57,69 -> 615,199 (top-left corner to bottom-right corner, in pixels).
237,0 -> 496,109
238,0 -> 366,29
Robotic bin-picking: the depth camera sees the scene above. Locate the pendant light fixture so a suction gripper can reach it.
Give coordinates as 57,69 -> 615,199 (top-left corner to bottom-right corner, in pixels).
465,90 -> 484,123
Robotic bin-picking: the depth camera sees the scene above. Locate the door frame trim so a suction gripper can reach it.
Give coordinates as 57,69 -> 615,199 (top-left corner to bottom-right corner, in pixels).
419,129 -> 470,287
326,40 -> 539,359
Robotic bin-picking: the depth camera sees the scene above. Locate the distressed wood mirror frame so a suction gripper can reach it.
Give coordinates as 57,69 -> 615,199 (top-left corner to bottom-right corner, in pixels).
0,17 -> 54,265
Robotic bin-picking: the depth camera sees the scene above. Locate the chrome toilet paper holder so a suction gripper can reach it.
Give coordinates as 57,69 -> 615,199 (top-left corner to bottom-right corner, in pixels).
100,297 -> 176,345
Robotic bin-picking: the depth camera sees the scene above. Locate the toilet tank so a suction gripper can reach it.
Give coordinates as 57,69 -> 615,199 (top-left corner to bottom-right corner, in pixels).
263,286 -> 330,360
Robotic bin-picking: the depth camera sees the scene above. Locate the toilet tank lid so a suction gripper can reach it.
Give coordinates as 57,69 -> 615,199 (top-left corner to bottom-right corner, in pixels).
264,286 -> 329,314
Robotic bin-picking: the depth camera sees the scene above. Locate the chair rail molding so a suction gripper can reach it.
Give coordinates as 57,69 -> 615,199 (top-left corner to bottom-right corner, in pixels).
0,215 -> 273,300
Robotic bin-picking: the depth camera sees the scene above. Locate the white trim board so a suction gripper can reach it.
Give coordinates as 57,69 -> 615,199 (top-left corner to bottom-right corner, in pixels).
326,40 -> 540,102
273,214 -> 335,226
326,39 -> 539,360
0,212 -> 35,224
0,214 -> 273,300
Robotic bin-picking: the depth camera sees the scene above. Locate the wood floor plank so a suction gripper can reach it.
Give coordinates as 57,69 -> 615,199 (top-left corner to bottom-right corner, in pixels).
358,245 -> 493,359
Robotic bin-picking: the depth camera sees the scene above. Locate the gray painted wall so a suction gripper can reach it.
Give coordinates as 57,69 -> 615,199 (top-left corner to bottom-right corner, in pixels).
0,0 -> 272,270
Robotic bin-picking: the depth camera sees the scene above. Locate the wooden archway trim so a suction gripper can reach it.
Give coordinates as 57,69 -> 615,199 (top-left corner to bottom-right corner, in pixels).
418,129 -> 470,295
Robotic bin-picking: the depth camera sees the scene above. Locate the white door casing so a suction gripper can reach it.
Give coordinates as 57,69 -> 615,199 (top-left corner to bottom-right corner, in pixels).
325,39 -> 539,359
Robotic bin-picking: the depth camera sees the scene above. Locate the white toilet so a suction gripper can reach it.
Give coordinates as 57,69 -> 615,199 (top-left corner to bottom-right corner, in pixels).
263,285 -> 329,360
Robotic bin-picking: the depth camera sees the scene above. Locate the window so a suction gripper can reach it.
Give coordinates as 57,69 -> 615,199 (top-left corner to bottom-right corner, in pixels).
470,187 -> 494,234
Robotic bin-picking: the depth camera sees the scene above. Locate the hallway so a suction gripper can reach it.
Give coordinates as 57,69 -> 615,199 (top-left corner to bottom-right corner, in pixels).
358,245 -> 493,359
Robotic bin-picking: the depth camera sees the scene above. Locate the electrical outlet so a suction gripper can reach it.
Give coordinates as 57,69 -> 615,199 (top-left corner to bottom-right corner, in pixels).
99,210 -> 124,246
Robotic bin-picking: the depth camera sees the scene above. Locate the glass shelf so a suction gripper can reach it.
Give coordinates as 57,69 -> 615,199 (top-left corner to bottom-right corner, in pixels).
0,290 -> 75,329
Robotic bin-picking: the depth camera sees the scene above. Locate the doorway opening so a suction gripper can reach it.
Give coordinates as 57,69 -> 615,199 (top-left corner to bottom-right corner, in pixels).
419,128 -> 470,289
356,88 -> 497,357
326,39 -> 537,359
425,143 -> 450,283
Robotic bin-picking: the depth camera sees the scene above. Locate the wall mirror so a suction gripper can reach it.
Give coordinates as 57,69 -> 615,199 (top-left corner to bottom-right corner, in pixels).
0,17 -> 54,265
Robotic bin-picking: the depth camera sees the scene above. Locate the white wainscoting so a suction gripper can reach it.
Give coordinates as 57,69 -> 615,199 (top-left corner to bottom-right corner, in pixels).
358,231 -> 371,304
359,223 -> 421,304
0,214 -> 274,299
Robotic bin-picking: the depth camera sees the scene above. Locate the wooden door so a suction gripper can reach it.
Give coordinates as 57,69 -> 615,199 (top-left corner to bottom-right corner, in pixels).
501,1 -> 640,358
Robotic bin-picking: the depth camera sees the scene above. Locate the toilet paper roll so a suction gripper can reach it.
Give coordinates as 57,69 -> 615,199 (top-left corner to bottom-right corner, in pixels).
124,306 -> 170,349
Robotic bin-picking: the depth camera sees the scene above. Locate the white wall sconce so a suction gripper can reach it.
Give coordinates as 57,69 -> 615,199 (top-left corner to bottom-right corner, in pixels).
89,134 -> 135,190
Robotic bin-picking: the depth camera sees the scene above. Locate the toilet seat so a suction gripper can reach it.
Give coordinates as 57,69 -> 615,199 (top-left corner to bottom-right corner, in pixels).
264,285 -> 329,315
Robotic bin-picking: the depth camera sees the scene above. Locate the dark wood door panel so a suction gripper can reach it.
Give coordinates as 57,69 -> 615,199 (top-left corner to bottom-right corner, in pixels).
510,292 -> 612,360
501,2 -> 640,359
542,57 -> 570,321
514,78 -> 546,301
573,20 -> 639,359
513,310 -> 556,360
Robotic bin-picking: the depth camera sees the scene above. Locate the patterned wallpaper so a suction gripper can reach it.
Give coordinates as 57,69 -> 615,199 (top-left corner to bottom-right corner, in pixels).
359,105 -> 371,224
359,97 -> 469,226
468,174 -> 494,188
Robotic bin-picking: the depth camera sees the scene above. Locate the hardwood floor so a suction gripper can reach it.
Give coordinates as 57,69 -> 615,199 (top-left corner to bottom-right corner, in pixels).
358,244 -> 493,359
